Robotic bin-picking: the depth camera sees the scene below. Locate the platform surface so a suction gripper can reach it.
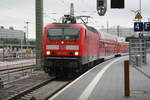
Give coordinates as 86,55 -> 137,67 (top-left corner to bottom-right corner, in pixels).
50,55 -> 150,100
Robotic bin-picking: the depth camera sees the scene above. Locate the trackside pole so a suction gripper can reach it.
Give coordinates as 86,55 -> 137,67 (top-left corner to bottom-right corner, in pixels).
124,60 -> 130,97
36,0 -> 43,69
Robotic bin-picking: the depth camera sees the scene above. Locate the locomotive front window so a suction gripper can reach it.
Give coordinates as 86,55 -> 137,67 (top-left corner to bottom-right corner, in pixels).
64,28 -> 79,40
47,28 -> 63,40
47,28 -> 79,40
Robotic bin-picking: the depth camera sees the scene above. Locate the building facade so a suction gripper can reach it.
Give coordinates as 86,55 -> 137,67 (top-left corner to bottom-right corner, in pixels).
0,26 -> 25,40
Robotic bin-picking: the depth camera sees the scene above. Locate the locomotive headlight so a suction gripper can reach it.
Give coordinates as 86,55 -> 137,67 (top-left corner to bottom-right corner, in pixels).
74,51 -> 79,56
61,41 -> 64,44
46,51 -> 51,55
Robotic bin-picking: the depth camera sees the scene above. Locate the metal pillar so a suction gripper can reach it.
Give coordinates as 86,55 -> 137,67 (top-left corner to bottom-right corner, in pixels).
36,0 -> 43,69
139,0 -> 141,14
124,60 -> 130,97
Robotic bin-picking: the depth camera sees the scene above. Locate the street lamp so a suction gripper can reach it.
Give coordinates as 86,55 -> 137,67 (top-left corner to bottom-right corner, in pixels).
24,26 -> 27,45
25,21 -> 30,48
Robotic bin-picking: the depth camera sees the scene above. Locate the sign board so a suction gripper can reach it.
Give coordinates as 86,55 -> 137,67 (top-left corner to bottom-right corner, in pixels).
134,22 -> 150,32
144,22 -> 150,31
134,22 -> 143,32
135,12 -> 142,19
127,37 -> 147,66
144,36 -> 150,41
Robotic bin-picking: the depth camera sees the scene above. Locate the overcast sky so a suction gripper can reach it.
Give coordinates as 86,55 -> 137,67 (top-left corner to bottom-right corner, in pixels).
0,0 -> 150,39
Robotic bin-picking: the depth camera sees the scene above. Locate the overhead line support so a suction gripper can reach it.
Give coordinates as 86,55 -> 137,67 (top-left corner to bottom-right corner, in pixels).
36,0 -> 43,69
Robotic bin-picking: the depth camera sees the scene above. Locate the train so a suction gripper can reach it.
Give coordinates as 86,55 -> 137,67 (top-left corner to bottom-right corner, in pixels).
42,16 -> 129,77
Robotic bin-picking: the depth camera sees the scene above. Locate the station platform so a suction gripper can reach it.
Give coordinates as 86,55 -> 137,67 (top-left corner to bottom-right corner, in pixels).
50,55 -> 150,100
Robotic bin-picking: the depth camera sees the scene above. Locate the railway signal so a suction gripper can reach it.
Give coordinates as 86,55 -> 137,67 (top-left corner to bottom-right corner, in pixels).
111,0 -> 124,8
97,0 -> 107,16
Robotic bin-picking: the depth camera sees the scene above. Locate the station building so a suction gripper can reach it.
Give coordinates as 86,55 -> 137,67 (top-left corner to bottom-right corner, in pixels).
0,26 -> 25,43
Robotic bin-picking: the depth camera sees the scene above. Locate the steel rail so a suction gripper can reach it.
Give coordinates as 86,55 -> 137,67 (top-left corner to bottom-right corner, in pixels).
0,66 -> 35,75
45,80 -> 72,100
0,65 -> 36,72
7,78 -> 56,100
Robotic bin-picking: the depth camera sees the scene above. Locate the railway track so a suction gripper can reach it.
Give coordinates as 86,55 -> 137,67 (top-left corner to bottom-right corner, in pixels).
0,65 -> 36,75
7,78 -> 72,100
0,72 -> 50,100
1,57 -> 35,62
0,64 -> 36,85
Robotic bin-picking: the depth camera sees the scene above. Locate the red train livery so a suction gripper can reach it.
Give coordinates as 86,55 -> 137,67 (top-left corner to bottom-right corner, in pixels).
43,23 -> 128,77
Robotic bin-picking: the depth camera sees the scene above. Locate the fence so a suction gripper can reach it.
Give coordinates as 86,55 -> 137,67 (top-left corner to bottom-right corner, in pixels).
0,49 -> 36,61
0,60 -> 36,87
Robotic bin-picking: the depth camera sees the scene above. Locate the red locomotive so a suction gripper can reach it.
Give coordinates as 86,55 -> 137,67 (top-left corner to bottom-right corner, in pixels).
43,16 -> 128,77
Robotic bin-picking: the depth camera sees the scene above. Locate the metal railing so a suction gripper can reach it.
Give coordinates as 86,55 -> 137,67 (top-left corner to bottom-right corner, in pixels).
0,60 -> 36,87
0,52 -> 36,61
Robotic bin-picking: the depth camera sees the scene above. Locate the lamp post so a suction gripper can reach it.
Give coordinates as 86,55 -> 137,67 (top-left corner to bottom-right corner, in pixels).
24,26 -> 27,45
25,21 -> 30,48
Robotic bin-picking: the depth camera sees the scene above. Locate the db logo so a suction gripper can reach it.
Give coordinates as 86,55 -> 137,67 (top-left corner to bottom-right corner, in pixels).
59,45 -> 66,50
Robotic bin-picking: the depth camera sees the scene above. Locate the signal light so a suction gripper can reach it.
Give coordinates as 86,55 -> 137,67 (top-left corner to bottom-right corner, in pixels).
111,0 -> 124,8
97,0 -> 107,16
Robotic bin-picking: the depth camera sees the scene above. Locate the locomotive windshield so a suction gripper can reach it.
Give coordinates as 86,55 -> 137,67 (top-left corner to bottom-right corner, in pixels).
47,28 -> 79,40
